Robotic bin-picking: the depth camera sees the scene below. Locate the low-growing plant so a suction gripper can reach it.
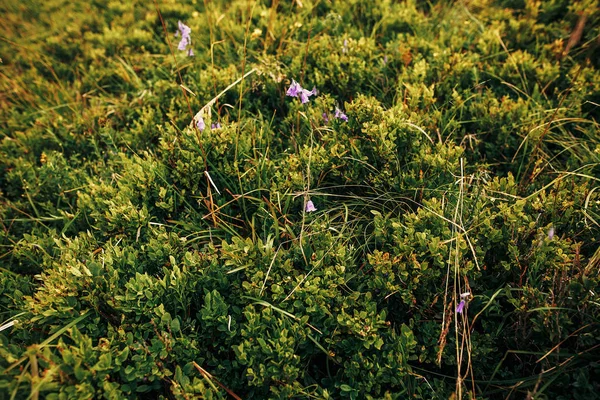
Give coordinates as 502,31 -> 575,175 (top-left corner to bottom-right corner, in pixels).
1,0 -> 599,399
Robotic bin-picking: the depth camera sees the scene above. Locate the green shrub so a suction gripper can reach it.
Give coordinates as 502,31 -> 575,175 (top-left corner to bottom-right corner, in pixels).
1,0 -> 599,398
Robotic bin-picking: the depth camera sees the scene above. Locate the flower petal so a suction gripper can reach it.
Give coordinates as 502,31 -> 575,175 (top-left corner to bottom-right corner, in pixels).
334,107 -> 348,122
178,37 -> 189,51
299,90 -> 310,104
286,79 -> 302,97
196,116 -> 205,131
178,21 -> 191,37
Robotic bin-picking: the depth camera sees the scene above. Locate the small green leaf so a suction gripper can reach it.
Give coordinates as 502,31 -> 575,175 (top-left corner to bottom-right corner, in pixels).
340,384 -> 353,392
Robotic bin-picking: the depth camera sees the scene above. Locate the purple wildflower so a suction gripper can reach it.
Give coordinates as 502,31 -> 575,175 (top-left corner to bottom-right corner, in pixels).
286,79 -> 302,97
177,21 -> 191,37
211,122 -> 221,130
196,116 -> 205,131
176,21 -> 193,56
456,300 -> 465,314
305,200 -> 317,213
548,227 -> 555,240
299,87 -> 317,104
322,112 -> 329,122
286,79 -> 317,104
334,107 -> 348,122
178,36 -> 189,51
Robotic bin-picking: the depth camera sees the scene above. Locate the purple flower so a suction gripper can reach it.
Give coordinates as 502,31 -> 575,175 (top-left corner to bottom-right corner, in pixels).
299,87 -> 317,104
178,36 -> 190,51
286,79 -> 302,97
176,21 -> 193,56
305,200 -> 317,212
286,79 -> 317,104
548,227 -> 555,240
334,107 -> 348,122
211,122 -> 221,130
177,21 -> 191,37
456,300 -> 465,314
322,112 -> 329,122
196,116 -> 205,131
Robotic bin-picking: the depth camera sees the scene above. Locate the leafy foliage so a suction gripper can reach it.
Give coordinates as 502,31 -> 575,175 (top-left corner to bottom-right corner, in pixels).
1,0 -> 599,398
